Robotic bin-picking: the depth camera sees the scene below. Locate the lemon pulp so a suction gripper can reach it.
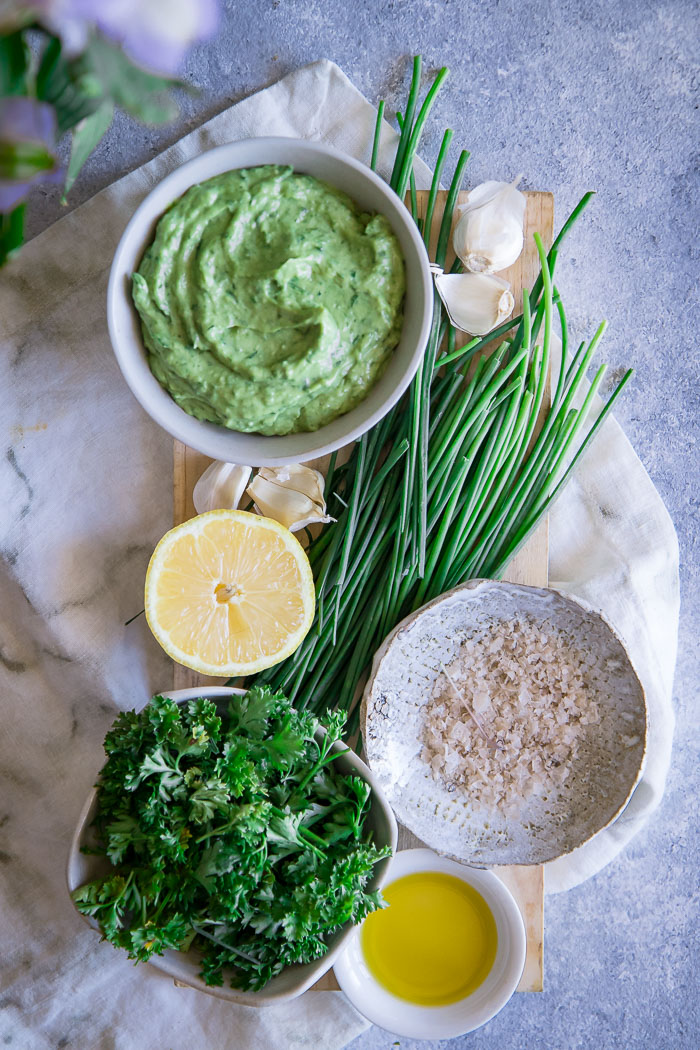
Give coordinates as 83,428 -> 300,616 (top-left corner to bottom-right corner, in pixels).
360,871 -> 498,1005
144,509 -> 315,676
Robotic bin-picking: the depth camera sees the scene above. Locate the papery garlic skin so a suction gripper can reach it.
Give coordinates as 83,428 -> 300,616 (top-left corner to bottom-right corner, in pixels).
434,271 -> 515,336
247,464 -> 334,533
453,179 -> 526,274
192,461 -> 252,514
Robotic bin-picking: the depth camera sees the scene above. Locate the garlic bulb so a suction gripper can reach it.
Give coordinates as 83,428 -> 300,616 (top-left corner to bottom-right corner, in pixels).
247,464 -> 334,533
453,179 -> 526,274
433,271 -> 515,336
192,461 -> 252,514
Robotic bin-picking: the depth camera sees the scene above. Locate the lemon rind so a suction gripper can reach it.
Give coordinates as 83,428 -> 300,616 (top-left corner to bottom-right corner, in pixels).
144,509 -> 315,677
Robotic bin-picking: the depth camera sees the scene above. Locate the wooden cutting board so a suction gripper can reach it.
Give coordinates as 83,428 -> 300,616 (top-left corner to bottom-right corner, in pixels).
172,190 -> 553,994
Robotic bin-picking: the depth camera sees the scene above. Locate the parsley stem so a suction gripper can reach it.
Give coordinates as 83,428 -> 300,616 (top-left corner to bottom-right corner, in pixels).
293,743 -> 350,796
297,825 -> 327,848
268,805 -> 328,855
194,818 -> 244,844
192,923 -> 261,964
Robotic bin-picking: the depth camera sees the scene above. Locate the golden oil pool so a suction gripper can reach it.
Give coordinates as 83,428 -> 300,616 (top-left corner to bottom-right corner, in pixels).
361,871 -> 498,1005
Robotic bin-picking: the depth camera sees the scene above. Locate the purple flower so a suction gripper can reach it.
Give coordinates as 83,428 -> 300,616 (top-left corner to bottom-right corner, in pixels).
30,0 -> 220,74
0,97 -> 62,212
99,0 -> 220,75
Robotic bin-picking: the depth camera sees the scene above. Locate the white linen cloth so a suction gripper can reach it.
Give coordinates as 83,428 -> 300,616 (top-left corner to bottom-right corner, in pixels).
0,59 -> 678,1049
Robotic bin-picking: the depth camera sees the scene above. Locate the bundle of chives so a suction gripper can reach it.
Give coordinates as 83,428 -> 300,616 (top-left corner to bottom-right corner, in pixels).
251,58 -> 631,723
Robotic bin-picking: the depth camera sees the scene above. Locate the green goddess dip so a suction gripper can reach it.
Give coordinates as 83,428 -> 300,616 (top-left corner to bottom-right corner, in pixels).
132,165 -> 406,435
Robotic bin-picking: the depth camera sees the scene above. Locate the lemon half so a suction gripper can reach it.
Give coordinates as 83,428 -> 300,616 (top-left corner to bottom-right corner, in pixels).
144,509 -> 315,676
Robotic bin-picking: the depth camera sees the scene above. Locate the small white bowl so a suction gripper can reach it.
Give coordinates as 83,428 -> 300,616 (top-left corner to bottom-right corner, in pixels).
333,848 -> 526,1039
107,138 -> 433,466
66,686 -> 398,1006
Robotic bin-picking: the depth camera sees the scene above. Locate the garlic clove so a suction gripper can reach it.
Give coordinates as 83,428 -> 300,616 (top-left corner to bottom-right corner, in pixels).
192,461 -> 252,514
257,464 -> 326,504
453,178 -> 526,274
433,271 -> 515,336
247,464 -> 334,533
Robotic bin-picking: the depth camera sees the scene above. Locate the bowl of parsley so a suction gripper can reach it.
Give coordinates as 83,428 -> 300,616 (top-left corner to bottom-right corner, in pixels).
66,685 -> 397,1004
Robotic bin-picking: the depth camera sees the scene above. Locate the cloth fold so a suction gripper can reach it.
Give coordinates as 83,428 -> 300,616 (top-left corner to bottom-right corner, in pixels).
0,59 -> 678,1049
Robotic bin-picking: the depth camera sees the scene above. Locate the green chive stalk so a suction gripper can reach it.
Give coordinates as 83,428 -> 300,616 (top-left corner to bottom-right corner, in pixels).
248,59 -> 631,717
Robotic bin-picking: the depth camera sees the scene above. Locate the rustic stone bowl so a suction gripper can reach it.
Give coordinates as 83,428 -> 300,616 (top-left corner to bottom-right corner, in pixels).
361,580 -> 647,865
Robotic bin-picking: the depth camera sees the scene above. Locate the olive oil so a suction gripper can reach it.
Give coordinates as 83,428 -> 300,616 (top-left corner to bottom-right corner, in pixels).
361,871 -> 498,1005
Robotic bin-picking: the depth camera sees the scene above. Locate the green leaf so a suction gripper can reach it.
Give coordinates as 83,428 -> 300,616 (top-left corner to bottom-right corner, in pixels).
0,30 -> 30,96
229,686 -> 279,740
214,742 -> 259,797
188,777 -> 230,824
283,850 -> 318,880
35,36 -> 61,98
319,708 -> 347,744
104,812 -> 143,864
64,100 -> 114,195
318,814 -> 355,845
147,693 -> 184,745
247,910 -> 281,937
71,872 -> 135,940
86,36 -> 180,124
0,203 -> 25,268
156,823 -> 192,862
260,717 -> 307,771
186,698 -> 222,745
129,914 -> 189,961
73,687 -> 388,993
195,841 -> 240,891
125,745 -> 183,800
36,36 -> 104,136
266,808 -> 305,853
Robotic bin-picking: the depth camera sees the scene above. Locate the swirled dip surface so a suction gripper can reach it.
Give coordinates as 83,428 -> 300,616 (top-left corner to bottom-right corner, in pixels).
132,165 -> 406,435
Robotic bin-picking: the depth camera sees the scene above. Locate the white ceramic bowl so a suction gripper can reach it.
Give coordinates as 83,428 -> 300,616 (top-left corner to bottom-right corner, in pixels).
333,847 -> 526,1038
66,686 -> 398,1006
107,138 -> 433,466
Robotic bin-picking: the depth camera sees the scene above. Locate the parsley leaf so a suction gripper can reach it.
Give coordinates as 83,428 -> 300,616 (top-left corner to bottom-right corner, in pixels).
72,686 -> 390,990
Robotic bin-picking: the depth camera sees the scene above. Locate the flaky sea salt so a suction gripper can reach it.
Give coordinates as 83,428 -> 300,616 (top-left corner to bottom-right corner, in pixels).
421,613 -> 601,813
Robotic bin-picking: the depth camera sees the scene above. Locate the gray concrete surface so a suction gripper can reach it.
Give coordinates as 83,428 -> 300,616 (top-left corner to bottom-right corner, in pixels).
22,1 -> 698,1047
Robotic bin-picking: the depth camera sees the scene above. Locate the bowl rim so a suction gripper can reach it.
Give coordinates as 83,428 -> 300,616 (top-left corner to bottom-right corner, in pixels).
361,578 -> 649,866
332,846 -> 527,1039
66,685 -> 398,1006
107,136 -> 433,466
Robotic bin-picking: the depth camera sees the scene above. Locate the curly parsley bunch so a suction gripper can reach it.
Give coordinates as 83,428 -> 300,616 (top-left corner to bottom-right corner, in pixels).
72,687 -> 389,990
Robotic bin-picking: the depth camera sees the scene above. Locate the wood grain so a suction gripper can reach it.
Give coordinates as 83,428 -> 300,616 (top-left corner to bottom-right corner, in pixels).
172,190 -> 554,994
492,190 -> 553,994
